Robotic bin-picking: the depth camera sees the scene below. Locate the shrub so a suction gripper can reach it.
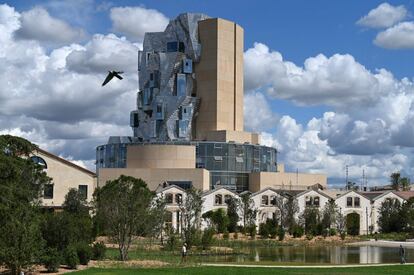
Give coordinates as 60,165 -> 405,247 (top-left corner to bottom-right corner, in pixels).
248,225 -> 256,239
165,233 -> 179,251
42,248 -> 61,273
329,228 -> 337,236
278,228 -> 285,241
65,246 -> 79,269
92,242 -> 106,260
259,223 -> 269,239
306,234 -> 314,240
340,232 -> 346,240
292,225 -> 304,238
322,228 -> 329,238
201,228 -> 215,250
223,230 -> 229,240
76,243 -> 92,265
234,232 -> 238,239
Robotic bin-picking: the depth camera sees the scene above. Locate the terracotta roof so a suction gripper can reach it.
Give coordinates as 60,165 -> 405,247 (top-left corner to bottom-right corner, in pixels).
394,191 -> 414,200
35,148 -> 96,177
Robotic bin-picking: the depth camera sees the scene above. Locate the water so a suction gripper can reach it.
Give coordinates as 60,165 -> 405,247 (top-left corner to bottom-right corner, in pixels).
199,245 -> 414,264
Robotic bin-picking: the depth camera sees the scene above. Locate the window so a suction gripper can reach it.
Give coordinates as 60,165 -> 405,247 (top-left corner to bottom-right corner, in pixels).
44,184 -> 53,199
78,185 -> 88,200
215,194 -> 223,205
354,197 -> 360,207
305,196 -> 312,206
314,196 -> 320,207
183,58 -> 192,73
130,111 -> 139,127
167,41 -> 185,52
261,195 -> 269,206
30,156 -> 47,169
270,196 -> 277,206
346,197 -> 353,207
176,73 -> 186,96
175,193 -> 183,204
166,193 -> 173,204
165,211 -> 173,227
224,194 -> 232,204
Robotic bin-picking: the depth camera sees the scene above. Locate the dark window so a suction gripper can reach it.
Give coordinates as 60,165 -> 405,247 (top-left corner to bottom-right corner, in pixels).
261,195 -> 269,206
215,194 -> 223,205
346,197 -> 353,207
167,181 -> 192,190
305,196 -> 312,206
354,197 -> 360,207
175,193 -> 182,204
314,196 -> 320,207
44,184 -> 53,199
224,194 -> 232,204
78,185 -> 88,200
167,41 -> 184,52
30,156 -> 47,169
166,193 -> 173,204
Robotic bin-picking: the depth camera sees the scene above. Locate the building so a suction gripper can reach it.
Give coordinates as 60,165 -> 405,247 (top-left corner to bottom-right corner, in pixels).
31,148 -> 96,210
96,13 -> 326,193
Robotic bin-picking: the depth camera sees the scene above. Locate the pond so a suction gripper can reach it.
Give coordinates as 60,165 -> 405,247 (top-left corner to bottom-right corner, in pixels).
198,245 -> 414,264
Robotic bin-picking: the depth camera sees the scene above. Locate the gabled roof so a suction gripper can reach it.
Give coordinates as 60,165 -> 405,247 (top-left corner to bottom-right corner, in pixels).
335,190 -> 371,201
295,189 -> 332,200
394,191 -> 414,200
156,184 -> 186,194
35,148 -> 96,177
369,190 -> 406,201
202,186 -> 239,197
251,187 -> 284,198
359,191 -> 385,200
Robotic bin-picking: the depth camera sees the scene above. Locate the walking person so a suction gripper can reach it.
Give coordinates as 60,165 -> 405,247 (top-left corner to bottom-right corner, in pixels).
399,245 -> 406,264
181,243 -> 187,263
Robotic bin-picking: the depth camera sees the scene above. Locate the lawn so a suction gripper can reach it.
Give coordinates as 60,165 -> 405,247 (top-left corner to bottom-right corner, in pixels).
73,265 -> 414,275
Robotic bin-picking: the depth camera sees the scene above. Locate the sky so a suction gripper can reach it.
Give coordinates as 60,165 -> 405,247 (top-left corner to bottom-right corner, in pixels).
1,0 -> 414,188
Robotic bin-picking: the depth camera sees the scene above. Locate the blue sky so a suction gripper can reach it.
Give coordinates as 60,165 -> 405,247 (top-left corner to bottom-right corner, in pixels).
2,1 -> 414,187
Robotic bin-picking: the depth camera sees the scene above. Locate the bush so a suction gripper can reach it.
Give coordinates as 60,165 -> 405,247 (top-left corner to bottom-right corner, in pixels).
259,223 -> 269,239
165,233 -> 179,251
201,228 -> 215,250
92,242 -> 106,260
248,225 -> 256,239
234,232 -> 238,239
306,234 -> 314,240
76,243 -> 92,265
223,230 -> 229,240
65,246 -> 79,269
329,228 -> 337,236
42,248 -> 61,273
292,225 -> 304,238
278,228 -> 285,241
340,232 -> 346,240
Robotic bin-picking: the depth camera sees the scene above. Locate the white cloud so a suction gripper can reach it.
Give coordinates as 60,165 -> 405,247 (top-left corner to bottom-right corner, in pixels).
244,92 -> 278,132
15,7 -> 85,44
110,6 -> 169,42
374,22 -> 414,49
244,43 -> 404,109
357,2 -> 407,28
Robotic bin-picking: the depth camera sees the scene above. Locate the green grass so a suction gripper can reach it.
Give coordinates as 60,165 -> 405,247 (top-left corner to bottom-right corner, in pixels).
73,265 -> 414,275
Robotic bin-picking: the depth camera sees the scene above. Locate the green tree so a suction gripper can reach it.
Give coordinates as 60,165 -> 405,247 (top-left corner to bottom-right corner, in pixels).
400,177 -> 411,191
390,172 -> 401,191
145,196 -> 167,244
322,200 -> 338,232
94,175 -> 153,261
226,197 -> 240,233
274,195 -> 299,233
378,199 -> 405,233
0,135 -> 49,274
202,208 -> 229,233
179,188 -> 203,247
301,206 -> 321,235
240,193 -> 257,230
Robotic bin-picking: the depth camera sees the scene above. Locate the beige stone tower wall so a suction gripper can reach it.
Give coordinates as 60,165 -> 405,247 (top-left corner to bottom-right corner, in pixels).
195,18 -> 244,140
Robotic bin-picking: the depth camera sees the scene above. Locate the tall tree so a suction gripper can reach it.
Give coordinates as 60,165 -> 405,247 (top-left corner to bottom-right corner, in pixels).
378,199 -> 405,233
390,172 -> 401,191
240,192 -> 257,229
322,200 -> 338,231
400,177 -> 411,191
275,195 -> 299,232
94,175 -> 153,261
0,135 -> 49,274
179,188 -> 203,247
226,197 -> 240,233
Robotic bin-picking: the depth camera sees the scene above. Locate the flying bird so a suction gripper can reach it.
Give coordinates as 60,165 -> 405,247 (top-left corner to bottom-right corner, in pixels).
102,71 -> 124,86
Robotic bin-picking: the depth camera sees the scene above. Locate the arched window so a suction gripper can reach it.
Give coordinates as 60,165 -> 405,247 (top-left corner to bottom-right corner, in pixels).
30,156 -> 47,169
261,195 -> 269,206
215,194 -> 223,205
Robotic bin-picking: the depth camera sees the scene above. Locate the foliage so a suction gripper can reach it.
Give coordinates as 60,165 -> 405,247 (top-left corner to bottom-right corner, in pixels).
278,227 -> 285,241
301,206 -> 321,235
202,208 -> 229,233
336,211 -> 347,236
65,245 -> 79,269
0,135 -> 49,274
179,188 -> 203,248
259,218 -> 278,239
63,188 -> 89,215
94,175 -> 154,261
274,195 -> 299,233
378,199 -> 405,233
240,193 -> 257,229
321,200 -> 338,231
42,247 -> 61,273
390,172 -> 401,191
223,230 -> 229,240
226,197 -> 240,233
164,225 -> 179,251
92,242 -> 106,260
201,228 -> 215,250
329,228 -> 337,236
248,224 -> 257,238
346,213 -> 360,236
292,224 -> 304,238
144,196 -> 167,240
76,243 -> 92,265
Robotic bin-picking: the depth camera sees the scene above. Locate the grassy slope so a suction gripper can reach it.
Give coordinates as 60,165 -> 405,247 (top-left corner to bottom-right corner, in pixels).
74,265 -> 414,275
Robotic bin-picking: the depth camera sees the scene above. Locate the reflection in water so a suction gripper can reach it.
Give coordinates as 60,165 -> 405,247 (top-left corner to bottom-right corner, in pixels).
200,245 -> 414,264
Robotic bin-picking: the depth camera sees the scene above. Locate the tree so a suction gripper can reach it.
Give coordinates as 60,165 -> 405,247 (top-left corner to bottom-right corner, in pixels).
400,177 -> 411,191
322,200 -> 338,232
179,188 -> 203,247
346,181 -> 358,191
0,135 -> 49,274
202,208 -> 229,233
63,188 -> 90,215
300,206 -> 321,235
274,195 -> 299,233
145,196 -> 167,243
94,175 -> 153,261
378,199 -> 405,233
226,197 -> 240,233
390,172 -> 401,191
240,193 -> 257,230
336,211 -> 346,237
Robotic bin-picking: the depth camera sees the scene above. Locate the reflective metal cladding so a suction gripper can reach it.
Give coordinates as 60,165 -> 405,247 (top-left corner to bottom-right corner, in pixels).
131,13 -> 210,142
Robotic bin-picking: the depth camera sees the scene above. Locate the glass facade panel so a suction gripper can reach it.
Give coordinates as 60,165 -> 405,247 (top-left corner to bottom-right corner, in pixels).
176,74 -> 186,96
